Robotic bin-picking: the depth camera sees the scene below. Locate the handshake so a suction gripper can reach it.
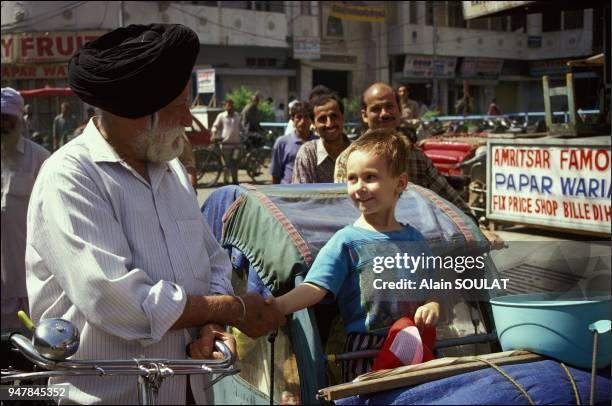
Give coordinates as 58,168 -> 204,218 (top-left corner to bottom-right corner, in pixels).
232,293 -> 287,338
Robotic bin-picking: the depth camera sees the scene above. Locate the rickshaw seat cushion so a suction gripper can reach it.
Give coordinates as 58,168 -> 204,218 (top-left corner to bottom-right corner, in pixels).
218,183 -> 486,295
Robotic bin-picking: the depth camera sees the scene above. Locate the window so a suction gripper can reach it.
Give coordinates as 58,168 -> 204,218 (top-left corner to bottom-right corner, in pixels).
300,1 -> 311,16
469,17 -> 488,30
511,14 -> 526,32
409,2 -> 417,24
393,55 -> 405,73
563,10 -> 583,30
448,1 -> 466,28
219,1 -> 249,9
426,2 -> 446,26
542,10 -> 561,32
436,2 -> 447,26
327,16 -> 343,37
253,1 -> 283,12
489,16 -> 508,31
190,1 -> 218,6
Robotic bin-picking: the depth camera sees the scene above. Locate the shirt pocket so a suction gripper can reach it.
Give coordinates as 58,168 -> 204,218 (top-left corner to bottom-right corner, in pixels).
176,219 -> 211,287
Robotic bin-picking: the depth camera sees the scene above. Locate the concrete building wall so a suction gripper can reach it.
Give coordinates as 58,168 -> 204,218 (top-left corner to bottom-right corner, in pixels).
1,1 -> 289,48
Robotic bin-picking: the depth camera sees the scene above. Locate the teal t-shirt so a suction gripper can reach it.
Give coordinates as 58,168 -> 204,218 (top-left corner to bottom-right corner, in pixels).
304,224 -> 430,334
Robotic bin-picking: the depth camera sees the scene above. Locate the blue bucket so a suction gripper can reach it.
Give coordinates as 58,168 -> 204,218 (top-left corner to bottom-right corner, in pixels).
490,292 -> 611,369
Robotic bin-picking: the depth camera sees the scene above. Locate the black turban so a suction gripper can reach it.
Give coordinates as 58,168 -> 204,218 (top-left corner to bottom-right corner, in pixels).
68,24 -> 199,119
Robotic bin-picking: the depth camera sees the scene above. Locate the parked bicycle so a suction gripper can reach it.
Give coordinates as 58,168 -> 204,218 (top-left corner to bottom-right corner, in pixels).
194,131 -> 272,187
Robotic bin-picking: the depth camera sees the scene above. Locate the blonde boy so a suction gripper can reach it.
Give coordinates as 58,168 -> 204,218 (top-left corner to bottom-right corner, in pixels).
271,129 -> 440,379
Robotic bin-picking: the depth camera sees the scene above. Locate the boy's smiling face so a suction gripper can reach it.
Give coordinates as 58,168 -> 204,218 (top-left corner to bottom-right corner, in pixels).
346,150 -> 408,217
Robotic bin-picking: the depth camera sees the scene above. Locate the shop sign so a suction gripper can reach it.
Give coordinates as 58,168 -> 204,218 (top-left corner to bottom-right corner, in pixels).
461,58 -> 503,79
487,142 -> 611,234
529,59 -> 569,77
1,63 -> 69,79
403,55 -> 456,78
293,36 -> 320,60
1,31 -> 105,64
196,69 -> 215,94
462,1 -> 534,20
329,2 -> 386,23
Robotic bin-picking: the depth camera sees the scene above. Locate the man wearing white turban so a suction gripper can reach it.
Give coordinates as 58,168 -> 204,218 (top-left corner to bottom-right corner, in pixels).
1,87 -> 50,334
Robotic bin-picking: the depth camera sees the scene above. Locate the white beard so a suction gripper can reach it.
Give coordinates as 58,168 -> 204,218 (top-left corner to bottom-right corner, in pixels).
134,125 -> 185,164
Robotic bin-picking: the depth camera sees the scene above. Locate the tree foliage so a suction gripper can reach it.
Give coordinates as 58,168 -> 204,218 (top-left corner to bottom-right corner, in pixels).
225,86 -> 275,122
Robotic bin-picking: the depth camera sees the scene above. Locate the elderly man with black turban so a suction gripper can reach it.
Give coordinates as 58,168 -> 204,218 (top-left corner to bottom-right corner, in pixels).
25,24 -> 285,404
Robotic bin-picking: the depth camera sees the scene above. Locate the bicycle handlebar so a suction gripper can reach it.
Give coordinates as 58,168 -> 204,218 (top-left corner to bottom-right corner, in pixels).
2,333 -> 235,383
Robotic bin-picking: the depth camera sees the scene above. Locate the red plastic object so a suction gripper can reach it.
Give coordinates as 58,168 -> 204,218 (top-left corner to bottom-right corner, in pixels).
421,141 -> 474,153
423,149 -> 470,164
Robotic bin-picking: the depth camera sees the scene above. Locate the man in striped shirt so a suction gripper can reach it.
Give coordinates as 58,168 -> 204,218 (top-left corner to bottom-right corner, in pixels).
334,83 -> 473,218
26,24 -> 285,404
292,92 -> 351,184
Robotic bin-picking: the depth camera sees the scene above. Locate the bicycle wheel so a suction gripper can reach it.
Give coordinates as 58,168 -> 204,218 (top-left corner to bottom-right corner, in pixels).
195,148 -> 222,187
245,146 -> 272,183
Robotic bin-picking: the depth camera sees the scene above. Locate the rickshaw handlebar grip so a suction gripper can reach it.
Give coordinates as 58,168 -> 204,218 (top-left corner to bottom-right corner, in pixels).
213,340 -> 234,364
10,333 -> 58,369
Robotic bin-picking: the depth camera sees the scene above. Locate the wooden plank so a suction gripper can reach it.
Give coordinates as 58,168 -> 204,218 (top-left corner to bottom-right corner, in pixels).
566,73 -> 577,128
317,352 -> 543,401
542,76 -> 553,131
548,87 -> 568,97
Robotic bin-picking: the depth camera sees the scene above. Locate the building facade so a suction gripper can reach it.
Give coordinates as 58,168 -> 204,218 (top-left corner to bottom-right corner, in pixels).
1,0 -> 602,126
388,1 -> 598,115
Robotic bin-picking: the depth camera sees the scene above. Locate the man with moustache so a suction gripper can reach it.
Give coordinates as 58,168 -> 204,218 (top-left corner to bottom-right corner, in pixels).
292,92 -> 350,183
25,24 -> 285,404
1,88 -> 50,339
334,82 -> 473,217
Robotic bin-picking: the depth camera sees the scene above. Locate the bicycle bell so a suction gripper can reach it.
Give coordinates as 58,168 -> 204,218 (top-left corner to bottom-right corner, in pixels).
18,311 -> 80,361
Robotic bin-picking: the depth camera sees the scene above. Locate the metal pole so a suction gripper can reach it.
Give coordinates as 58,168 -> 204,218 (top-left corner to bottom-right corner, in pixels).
589,331 -> 598,405
431,3 -> 439,110
138,375 -> 152,405
119,1 -> 124,27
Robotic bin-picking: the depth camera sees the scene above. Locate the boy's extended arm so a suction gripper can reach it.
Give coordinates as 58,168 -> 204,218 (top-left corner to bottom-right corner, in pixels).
275,283 -> 327,315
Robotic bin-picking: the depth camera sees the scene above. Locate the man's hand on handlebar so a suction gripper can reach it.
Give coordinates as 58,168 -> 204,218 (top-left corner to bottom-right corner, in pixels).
189,323 -> 236,361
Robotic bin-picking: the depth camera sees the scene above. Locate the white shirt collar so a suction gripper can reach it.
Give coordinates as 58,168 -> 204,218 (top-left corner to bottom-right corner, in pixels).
83,118 -> 170,171
316,138 -> 330,166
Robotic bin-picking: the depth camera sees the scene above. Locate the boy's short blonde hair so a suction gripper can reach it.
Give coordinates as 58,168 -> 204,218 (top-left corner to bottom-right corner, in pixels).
347,128 -> 410,177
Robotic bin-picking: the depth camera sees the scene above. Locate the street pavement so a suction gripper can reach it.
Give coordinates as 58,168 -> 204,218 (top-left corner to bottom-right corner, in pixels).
196,168 -> 272,207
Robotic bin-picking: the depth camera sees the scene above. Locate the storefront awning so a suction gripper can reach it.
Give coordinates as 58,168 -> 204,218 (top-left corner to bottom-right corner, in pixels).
20,87 -> 75,97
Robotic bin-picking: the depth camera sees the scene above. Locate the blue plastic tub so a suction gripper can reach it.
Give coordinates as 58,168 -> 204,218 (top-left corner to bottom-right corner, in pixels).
490,292 -> 611,369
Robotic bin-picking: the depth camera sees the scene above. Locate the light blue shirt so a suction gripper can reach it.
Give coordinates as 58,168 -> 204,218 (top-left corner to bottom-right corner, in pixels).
304,224 -> 428,334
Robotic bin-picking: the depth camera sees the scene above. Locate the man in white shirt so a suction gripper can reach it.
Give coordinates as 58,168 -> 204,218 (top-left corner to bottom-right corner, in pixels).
26,24 -> 285,404
211,99 -> 242,184
1,88 -> 50,334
